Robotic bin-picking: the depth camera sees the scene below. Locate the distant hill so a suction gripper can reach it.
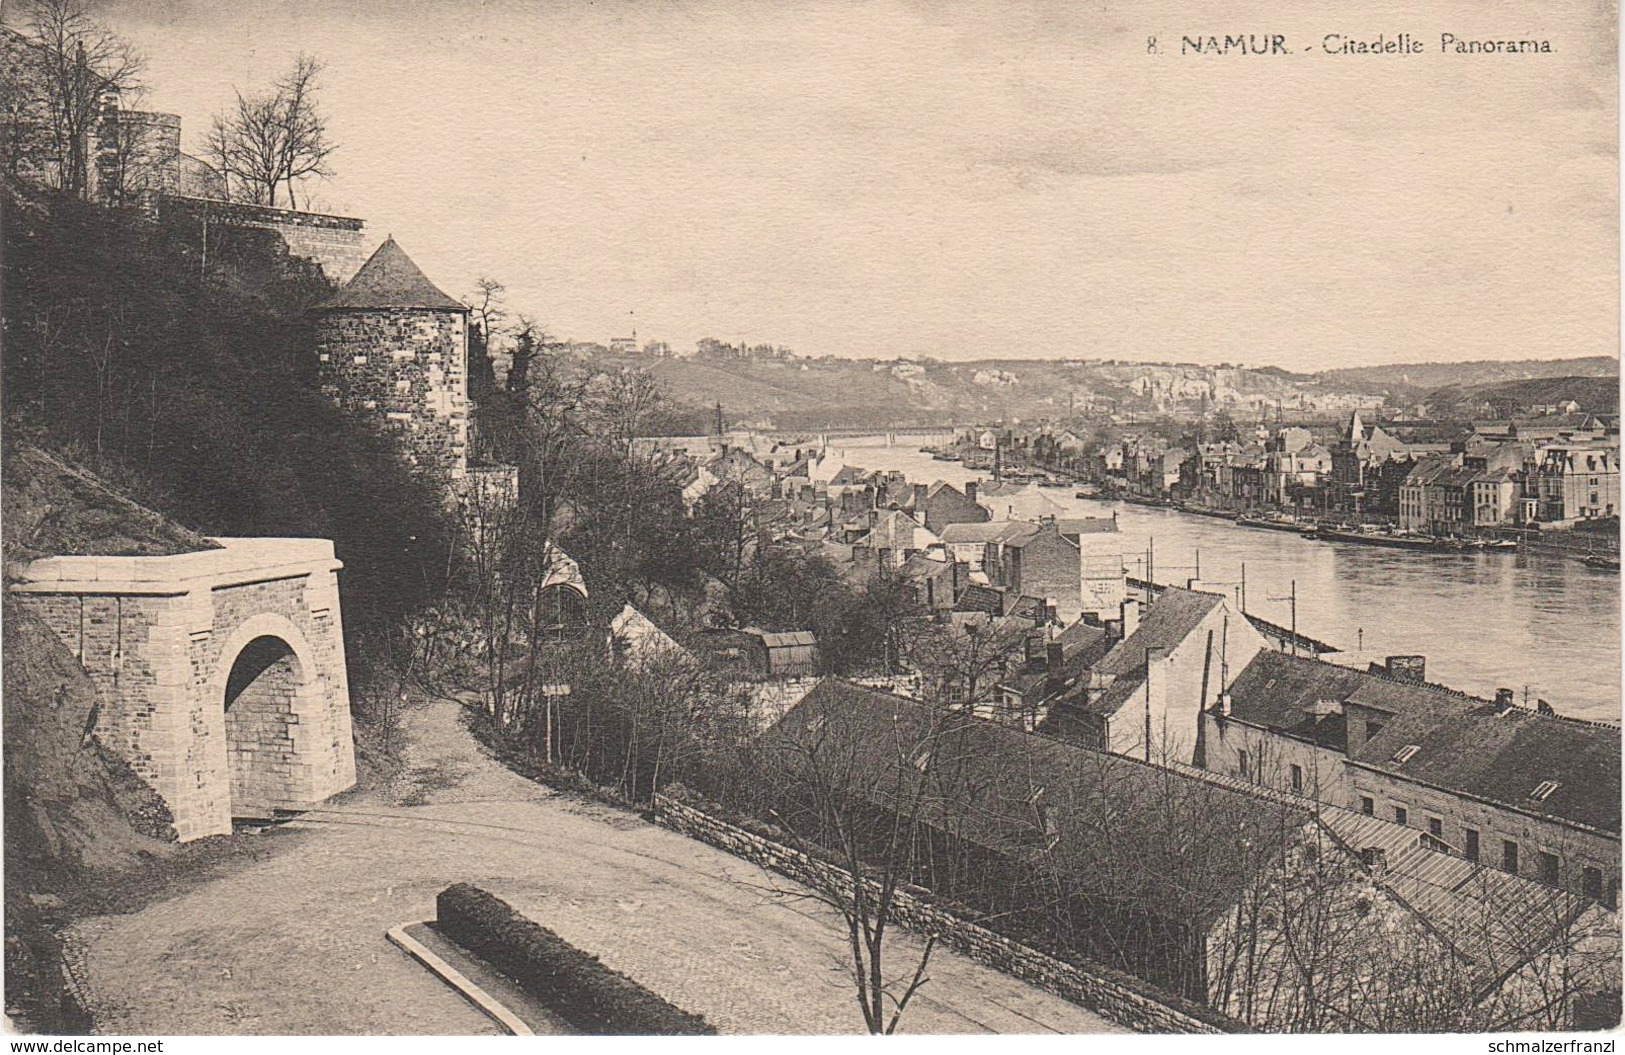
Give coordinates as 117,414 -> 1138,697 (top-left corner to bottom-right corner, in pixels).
1319,357 -> 1618,404
575,351 -> 1616,430
1422,375 -> 1621,418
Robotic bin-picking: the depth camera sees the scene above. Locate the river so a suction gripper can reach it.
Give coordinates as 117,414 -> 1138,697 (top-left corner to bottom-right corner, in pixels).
831,438 -> 1622,723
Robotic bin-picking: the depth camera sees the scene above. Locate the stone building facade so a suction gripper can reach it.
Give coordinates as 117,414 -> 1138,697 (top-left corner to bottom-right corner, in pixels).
11,539 -> 356,842
313,238 -> 471,483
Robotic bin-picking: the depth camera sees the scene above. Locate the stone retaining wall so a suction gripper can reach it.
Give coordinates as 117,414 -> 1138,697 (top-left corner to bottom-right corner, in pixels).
651,792 -> 1236,1035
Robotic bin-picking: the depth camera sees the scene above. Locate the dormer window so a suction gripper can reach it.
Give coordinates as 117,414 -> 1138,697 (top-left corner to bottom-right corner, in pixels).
912,749 -> 932,773
1530,780 -> 1561,801
1391,744 -> 1420,765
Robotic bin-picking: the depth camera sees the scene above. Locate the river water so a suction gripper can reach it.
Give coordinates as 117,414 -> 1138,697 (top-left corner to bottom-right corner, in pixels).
833,438 -> 1622,723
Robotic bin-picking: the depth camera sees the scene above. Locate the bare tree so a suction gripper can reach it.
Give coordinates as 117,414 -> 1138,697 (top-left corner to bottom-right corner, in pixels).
755,696 -> 961,1033
206,53 -> 334,207
585,367 -> 670,459
12,0 -> 144,197
468,277 -> 509,354
897,613 -> 1028,713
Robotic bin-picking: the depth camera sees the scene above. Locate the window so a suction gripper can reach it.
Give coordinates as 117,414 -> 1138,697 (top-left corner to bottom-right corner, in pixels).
912,750 -> 932,772
1502,839 -> 1519,873
1539,851 -> 1560,886
1290,764 -> 1303,793
1360,796 -> 1375,816
1391,744 -> 1420,764
1465,828 -> 1480,862
1366,720 -> 1386,741
1427,817 -> 1443,839
1237,749 -> 1250,780
1393,805 -> 1408,826
1530,780 -> 1561,801
1583,866 -> 1605,902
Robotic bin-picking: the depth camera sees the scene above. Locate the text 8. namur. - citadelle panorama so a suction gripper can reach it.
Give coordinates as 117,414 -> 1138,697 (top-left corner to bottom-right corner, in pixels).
1179,33 -> 1552,55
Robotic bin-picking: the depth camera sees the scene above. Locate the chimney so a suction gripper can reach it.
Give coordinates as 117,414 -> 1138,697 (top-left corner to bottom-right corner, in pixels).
1120,598 -> 1141,639
1361,847 -> 1388,876
1046,641 -> 1065,672
1217,691 -> 1233,717
913,482 -> 928,507
1384,655 -> 1426,684
877,547 -> 893,568
1024,631 -> 1046,669
965,481 -> 978,503
1494,688 -> 1516,712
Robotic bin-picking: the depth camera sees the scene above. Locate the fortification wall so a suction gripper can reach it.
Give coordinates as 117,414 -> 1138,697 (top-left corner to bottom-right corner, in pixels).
157,196 -> 368,283
314,309 -> 469,479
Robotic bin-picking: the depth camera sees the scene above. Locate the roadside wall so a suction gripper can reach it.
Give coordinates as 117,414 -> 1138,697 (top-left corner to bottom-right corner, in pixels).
651,791 -> 1237,1035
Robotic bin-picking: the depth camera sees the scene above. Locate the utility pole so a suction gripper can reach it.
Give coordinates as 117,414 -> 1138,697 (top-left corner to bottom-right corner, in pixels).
1239,561 -> 1247,614
1143,646 -> 1165,763
1268,580 -> 1299,657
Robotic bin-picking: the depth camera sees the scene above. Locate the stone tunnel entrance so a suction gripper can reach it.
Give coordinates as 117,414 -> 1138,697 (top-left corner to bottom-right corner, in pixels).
223,635 -> 305,820
12,538 -> 358,841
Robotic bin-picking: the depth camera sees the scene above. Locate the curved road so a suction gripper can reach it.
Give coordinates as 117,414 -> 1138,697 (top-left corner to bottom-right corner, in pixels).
69,699 -> 1121,1035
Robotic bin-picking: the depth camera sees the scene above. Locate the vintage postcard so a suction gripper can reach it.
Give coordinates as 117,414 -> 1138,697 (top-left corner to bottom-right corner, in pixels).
1,0 -> 1618,1043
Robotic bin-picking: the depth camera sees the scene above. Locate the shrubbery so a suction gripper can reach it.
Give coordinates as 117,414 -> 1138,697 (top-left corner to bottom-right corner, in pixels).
434,884 -> 715,1035
2,187 -> 455,686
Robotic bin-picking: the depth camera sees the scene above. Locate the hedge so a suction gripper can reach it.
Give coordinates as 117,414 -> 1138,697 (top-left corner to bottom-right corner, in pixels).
435,884 -> 716,1035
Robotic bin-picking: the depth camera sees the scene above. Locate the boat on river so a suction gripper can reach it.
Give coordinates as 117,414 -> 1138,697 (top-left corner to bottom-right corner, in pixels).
1235,513 -> 1313,534
1177,504 -> 1240,522
1315,526 -> 1454,552
1582,554 -> 1621,571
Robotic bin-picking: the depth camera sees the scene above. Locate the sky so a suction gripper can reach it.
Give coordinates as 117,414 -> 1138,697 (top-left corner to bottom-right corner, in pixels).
58,0 -> 1623,367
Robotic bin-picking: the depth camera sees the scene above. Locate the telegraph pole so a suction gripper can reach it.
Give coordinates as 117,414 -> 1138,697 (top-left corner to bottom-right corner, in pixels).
1268,580 -> 1299,657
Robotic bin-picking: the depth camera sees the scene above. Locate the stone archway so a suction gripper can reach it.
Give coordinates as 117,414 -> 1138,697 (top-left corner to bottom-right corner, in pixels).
222,635 -> 305,819
210,611 -> 328,821
12,537 -> 357,841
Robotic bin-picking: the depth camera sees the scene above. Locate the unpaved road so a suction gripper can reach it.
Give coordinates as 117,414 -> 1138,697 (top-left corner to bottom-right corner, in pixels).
68,699 -> 1122,1035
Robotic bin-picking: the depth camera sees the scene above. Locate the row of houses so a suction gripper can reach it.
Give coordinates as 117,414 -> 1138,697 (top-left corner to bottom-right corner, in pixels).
634,437 -> 1620,914
622,433 -> 1619,1028
1098,410 -> 1621,529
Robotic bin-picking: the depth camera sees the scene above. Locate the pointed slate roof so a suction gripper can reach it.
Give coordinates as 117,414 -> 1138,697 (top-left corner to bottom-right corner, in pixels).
317,237 -> 466,311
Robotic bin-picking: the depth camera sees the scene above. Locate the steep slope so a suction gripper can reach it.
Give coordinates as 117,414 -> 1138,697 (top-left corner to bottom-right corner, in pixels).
1422,375 -> 1620,417
1321,356 -> 1618,397
602,354 -> 1383,429
2,444 -> 195,1032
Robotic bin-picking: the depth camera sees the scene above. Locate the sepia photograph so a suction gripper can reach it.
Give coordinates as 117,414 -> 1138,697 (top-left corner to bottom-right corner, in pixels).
0,0 -> 1619,1041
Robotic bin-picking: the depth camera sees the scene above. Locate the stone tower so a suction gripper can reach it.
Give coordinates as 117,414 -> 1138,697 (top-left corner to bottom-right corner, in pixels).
312,237 -> 469,481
